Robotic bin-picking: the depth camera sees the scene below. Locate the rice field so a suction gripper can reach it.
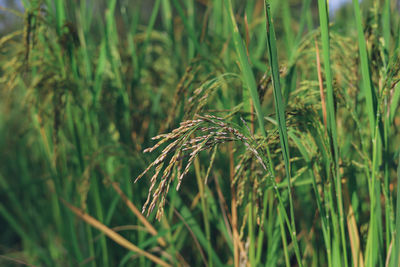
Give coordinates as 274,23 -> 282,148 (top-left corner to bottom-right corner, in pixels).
0,0 -> 400,266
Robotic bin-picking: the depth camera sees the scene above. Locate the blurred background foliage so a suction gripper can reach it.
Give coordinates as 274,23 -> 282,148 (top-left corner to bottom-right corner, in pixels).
1,0 -> 400,266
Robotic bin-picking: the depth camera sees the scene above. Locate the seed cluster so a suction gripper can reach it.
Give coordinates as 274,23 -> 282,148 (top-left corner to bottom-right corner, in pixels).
135,114 -> 269,219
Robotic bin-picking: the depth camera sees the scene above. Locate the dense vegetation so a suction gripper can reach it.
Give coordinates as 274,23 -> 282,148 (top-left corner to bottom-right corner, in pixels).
1,0 -> 400,266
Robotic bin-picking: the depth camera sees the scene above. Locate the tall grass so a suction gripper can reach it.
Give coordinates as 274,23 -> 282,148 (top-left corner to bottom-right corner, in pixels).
1,0 -> 400,266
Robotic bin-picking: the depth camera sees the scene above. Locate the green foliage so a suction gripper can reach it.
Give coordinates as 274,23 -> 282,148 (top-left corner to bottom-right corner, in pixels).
1,0 -> 400,266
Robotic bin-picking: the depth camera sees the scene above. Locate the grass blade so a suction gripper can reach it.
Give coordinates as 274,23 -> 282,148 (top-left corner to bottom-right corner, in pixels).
264,2 -> 302,266
391,153 -> 400,267
224,0 -> 266,138
316,1 -> 348,265
352,0 -> 376,134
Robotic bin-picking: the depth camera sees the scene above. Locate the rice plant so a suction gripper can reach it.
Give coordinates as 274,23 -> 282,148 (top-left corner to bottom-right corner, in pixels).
1,0 -> 400,266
